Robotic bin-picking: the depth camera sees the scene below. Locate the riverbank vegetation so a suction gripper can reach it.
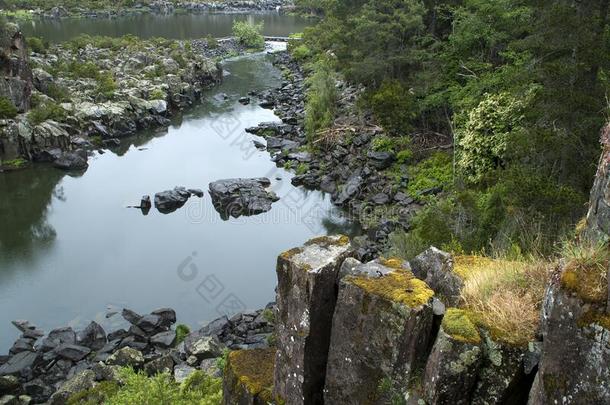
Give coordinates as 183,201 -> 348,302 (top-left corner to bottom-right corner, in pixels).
232,20 -> 265,51
294,0 -> 610,258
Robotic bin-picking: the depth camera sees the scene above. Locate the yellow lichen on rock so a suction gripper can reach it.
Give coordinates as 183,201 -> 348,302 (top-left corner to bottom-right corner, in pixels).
442,308 -> 481,344
348,269 -> 434,308
304,235 -> 350,247
560,241 -> 609,304
227,348 -> 276,401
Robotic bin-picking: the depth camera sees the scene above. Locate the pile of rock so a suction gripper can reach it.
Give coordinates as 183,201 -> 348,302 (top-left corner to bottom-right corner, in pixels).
246,51 -> 423,260
0,304 -> 276,404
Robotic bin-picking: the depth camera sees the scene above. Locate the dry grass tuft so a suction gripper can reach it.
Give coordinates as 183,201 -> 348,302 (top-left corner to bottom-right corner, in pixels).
560,240 -> 609,303
456,256 -> 551,346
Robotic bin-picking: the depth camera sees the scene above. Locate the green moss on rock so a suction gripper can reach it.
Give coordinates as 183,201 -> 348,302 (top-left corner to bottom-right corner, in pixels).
442,309 -> 481,344
227,348 -> 276,402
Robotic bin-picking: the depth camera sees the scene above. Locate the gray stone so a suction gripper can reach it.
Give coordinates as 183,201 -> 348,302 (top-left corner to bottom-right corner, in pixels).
76,321 -> 106,351
106,347 -> 144,369
367,150 -> 395,169
53,151 -> 88,171
423,328 -> 482,405
54,344 -> 91,362
150,331 -> 176,348
185,336 -> 223,361
154,187 -> 192,214
208,178 -> 279,220
325,259 -> 435,403
48,370 -> 96,405
47,327 -> 76,345
0,351 -> 38,376
173,364 -> 196,384
332,174 -> 362,206
121,308 -> 142,325
410,247 -> 463,306
274,235 -> 353,404
0,376 -> 19,395
144,355 -> 174,376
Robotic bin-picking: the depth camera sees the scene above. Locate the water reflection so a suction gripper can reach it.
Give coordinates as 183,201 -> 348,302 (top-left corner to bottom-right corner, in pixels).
20,13 -> 311,42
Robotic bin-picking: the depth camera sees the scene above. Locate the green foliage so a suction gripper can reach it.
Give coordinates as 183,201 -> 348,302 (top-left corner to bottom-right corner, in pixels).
296,163 -> 310,175
304,57 -> 337,142
215,348 -> 230,373
232,21 -> 265,50
2,158 -> 27,168
27,102 -> 67,125
46,83 -> 70,102
96,71 -> 117,100
100,368 -> 221,405
290,44 -> 312,62
26,36 -> 47,54
0,97 -> 18,119
175,324 -> 190,344
149,88 -> 166,101
205,34 -> 218,49
457,90 -> 535,184
261,308 -> 275,323
407,152 -> 453,198
368,80 -> 416,135
67,381 -> 119,405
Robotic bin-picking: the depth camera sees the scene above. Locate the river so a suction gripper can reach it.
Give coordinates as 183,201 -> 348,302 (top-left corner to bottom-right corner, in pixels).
0,15 -> 357,351
19,12 -> 311,42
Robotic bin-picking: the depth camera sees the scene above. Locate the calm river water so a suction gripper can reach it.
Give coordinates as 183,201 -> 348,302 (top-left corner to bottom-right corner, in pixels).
0,15 -> 357,351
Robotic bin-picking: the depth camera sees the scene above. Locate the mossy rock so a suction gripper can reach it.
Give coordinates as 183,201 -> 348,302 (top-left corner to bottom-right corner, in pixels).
442,309 -> 481,345
347,267 -> 434,308
223,348 -> 277,405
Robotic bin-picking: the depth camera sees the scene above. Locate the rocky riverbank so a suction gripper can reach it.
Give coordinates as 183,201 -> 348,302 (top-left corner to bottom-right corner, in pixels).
0,29 -> 260,171
3,1 -> 293,20
0,305 -> 276,403
246,51 -> 424,260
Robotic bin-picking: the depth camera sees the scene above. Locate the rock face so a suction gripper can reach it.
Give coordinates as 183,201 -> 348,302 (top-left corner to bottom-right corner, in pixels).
0,23 -> 32,112
528,279 -> 610,404
585,125 -> 610,241
223,348 -> 276,405
208,178 -> 279,220
423,311 -> 482,405
273,235 -> 353,405
325,259 -> 435,403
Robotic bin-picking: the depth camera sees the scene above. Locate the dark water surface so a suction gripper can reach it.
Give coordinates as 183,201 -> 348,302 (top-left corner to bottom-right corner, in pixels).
0,51 -> 356,351
20,12 -> 310,42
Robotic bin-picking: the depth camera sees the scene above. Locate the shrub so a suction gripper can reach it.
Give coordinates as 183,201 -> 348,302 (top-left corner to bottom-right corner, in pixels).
96,71 -> 117,100
149,88 -> 166,101
175,324 -> 190,344
0,97 -> 18,119
406,152 -> 453,198
304,58 -> 337,142
27,102 -> 67,125
46,83 -> 70,102
232,21 -> 265,50
291,44 -> 312,61
26,36 -> 48,54
94,368 -> 222,405
296,163 -> 310,175
368,80 -> 416,136
205,34 -> 218,49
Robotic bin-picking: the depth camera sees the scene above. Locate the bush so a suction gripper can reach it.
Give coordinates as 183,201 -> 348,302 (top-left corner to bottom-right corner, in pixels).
291,44 -> 312,61
26,36 -> 48,54
232,21 -> 265,50
304,58 -> 337,142
149,88 -> 166,101
175,324 -> 190,344
28,102 -> 67,125
0,97 -> 18,119
96,71 -> 117,100
205,34 -> 218,49
70,368 -> 222,405
368,80 -> 416,136
46,83 -> 70,102
406,152 -> 453,198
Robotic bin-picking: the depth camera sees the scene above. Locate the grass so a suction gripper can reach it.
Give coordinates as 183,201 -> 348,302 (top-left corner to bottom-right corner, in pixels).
2,158 -> 28,169
454,255 -> 551,346
560,240 -> 610,304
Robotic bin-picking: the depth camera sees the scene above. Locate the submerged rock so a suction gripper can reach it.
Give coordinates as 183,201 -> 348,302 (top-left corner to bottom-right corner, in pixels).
208,178 -> 279,220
